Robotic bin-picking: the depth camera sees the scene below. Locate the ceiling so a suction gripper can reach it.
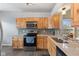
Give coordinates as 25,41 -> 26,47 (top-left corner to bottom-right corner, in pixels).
0,3 -> 55,12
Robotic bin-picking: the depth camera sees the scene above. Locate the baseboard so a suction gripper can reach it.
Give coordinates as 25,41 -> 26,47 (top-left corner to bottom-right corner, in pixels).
2,44 -> 12,46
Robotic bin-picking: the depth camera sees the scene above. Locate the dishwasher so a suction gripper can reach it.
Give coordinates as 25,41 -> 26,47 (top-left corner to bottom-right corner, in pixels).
56,46 -> 67,56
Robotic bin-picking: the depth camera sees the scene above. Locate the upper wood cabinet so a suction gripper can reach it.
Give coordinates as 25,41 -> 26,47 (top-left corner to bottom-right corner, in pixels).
50,13 -> 61,29
37,18 -> 43,29
37,17 -> 48,29
16,18 -> 26,28
16,17 -> 48,29
42,18 -> 48,29
71,3 -> 79,27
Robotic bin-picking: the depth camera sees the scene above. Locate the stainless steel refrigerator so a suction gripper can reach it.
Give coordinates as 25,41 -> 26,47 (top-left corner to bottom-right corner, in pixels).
0,21 -> 3,56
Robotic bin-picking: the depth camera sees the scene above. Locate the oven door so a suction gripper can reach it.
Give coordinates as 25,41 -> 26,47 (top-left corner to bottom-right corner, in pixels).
26,36 -> 35,43
24,36 -> 36,46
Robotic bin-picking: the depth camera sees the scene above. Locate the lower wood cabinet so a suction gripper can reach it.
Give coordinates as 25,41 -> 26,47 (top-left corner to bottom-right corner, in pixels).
12,39 -> 18,48
48,37 -> 56,56
12,36 -> 24,49
37,35 -> 47,49
18,39 -> 23,49
43,37 -> 47,49
37,36 -> 43,49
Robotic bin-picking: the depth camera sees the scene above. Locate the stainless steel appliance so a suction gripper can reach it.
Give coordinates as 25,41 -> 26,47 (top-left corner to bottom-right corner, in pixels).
0,21 -> 3,55
26,21 -> 37,28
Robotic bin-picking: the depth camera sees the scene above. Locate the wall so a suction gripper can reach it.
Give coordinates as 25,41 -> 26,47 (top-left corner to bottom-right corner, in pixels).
0,12 -> 50,46
1,17 -> 18,46
50,3 -> 63,15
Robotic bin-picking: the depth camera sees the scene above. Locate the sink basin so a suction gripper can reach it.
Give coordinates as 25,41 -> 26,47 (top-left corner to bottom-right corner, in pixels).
66,41 -> 79,49
51,37 -> 64,43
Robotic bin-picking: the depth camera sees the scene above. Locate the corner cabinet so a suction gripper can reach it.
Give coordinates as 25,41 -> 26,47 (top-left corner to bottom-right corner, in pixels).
50,13 -> 61,29
37,18 -> 48,29
71,3 -> 79,27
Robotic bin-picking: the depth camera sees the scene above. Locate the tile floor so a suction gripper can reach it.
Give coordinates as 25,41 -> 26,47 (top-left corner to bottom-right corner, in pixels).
1,46 -> 50,56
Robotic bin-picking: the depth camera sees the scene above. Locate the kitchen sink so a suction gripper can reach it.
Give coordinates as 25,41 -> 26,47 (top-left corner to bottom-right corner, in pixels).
51,37 -> 64,43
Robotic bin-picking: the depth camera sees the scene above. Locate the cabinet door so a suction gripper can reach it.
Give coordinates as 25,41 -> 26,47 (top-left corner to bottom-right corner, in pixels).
37,36 -> 43,49
12,39 -> 18,49
16,18 -> 26,28
47,37 -> 56,56
43,37 -> 47,49
20,22 -> 26,28
16,18 -> 21,28
37,18 -> 43,29
72,3 -> 79,27
42,18 -> 48,29
51,47 -> 56,56
47,39 -> 51,55
18,37 -> 23,49
51,14 -> 60,29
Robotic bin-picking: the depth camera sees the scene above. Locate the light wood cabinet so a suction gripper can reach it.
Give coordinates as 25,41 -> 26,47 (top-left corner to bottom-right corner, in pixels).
71,3 -> 79,27
37,35 -> 47,49
12,38 -> 18,48
37,17 -> 48,29
43,36 -> 47,49
18,37 -> 24,48
42,18 -> 48,29
37,18 -> 43,29
47,37 -> 56,56
37,36 -> 43,49
12,36 -> 24,49
16,18 -> 26,28
16,17 -> 48,29
50,13 -> 60,29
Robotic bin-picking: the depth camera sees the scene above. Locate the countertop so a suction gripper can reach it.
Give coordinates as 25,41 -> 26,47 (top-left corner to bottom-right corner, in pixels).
13,34 -> 79,56
48,35 -> 79,56
38,34 -> 79,56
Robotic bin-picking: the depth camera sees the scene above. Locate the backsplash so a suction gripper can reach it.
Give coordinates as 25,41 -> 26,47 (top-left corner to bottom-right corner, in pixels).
38,29 -> 56,35
18,28 -> 56,35
18,28 -> 37,35
75,28 -> 79,38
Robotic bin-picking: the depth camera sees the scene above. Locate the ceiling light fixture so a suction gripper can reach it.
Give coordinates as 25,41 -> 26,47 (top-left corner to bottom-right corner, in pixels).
62,11 -> 66,15
62,7 -> 66,10
25,3 -> 33,6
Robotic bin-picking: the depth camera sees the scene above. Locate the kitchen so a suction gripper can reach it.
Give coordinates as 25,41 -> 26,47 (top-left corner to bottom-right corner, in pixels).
0,3 -> 79,56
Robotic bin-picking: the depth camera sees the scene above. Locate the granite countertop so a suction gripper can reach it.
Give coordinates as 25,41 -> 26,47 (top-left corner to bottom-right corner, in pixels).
48,35 -> 79,56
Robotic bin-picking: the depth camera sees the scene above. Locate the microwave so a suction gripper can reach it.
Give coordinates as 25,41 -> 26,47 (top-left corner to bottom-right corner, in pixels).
26,21 -> 37,28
